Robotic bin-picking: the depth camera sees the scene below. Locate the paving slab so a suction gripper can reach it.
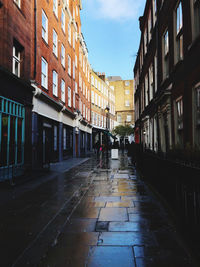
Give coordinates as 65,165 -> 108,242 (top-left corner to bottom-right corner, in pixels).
98,232 -> 157,246
106,201 -> 134,208
99,207 -> 128,221
94,196 -> 121,202
87,246 -> 135,267
109,221 -> 148,232
114,174 -> 129,179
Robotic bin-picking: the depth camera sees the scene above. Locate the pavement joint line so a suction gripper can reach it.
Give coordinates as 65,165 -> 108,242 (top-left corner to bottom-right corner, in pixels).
11,172 -> 93,267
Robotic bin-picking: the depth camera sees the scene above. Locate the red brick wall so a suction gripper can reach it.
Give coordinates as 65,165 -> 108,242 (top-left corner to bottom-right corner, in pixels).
0,0 -> 32,80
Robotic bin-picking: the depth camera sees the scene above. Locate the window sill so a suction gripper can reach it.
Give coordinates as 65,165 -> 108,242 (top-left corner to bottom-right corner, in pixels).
42,38 -> 49,47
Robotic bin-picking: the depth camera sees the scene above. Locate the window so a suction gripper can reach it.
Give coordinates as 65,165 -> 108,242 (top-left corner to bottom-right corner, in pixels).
163,30 -> 169,79
95,79 -> 97,88
125,100 -> 130,107
125,90 -> 130,95
61,44 -> 65,67
145,74 -> 149,106
176,97 -> 183,130
154,53 -> 158,92
12,46 -> 21,77
53,0 -> 58,17
91,76 -> 94,86
73,61 -> 75,80
52,71 -> 58,96
75,54 -> 77,68
148,11 -> 152,42
91,91 -> 94,104
61,9 -> 65,33
68,23 -> 71,44
61,79 -> 65,102
63,128 -> 67,150
68,55 -> 71,76
195,86 -> 200,125
144,28 -> 147,55
41,57 -> 48,89
175,2 -> 183,62
125,81 -> 130,86
73,91 -> 75,108
193,0 -> 200,38
95,93 -> 98,105
75,81 -> 78,93
149,65 -> 154,101
153,0 -> 157,25
14,0 -> 20,8
42,10 -> 48,43
68,87 -> 71,107
54,126 -> 57,151
53,30 -> 58,56
117,115 -> 121,123
127,115 -> 132,122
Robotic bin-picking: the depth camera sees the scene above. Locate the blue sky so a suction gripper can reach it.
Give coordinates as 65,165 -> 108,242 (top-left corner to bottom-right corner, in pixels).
80,0 -> 146,80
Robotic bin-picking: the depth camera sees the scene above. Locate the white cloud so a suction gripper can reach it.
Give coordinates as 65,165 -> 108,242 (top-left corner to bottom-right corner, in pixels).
85,0 -> 145,21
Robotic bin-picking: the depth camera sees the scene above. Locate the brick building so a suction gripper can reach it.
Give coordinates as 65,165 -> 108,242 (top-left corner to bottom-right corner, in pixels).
0,0 -> 33,180
91,71 -> 115,148
134,0 -> 200,152
31,0 -> 92,168
107,77 -> 135,143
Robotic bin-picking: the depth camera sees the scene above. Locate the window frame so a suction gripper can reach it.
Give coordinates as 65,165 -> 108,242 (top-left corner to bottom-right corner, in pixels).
53,29 -> 58,57
42,10 -> 48,43
41,57 -> 48,89
61,79 -> 65,103
52,70 -> 58,97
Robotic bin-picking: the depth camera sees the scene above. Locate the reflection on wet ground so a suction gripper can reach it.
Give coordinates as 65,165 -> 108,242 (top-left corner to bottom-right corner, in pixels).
0,153 -> 195,266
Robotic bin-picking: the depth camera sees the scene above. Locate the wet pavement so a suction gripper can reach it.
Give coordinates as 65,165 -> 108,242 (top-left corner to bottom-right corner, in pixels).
0,153 -> 196,266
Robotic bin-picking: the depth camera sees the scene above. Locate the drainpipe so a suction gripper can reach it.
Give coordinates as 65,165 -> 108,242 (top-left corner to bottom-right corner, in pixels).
33,0 -> 37,79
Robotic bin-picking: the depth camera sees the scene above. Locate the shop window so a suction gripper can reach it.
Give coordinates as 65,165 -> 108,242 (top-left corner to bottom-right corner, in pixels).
0,97 -> 25,168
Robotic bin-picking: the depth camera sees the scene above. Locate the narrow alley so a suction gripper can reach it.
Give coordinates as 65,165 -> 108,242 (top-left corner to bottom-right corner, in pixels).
0,153 -> 194,266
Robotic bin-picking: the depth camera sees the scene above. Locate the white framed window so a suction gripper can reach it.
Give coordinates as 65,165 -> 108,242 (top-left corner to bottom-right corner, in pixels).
61,9 -> 65,33
149,64 -> 154,101
14,0 -> 21,8
127,115 -> 132,122
61,79 -> 65,102
91,91 -> 94,104
73,61 -> 75,80
83,82 -> 85,95
68,23 -> 71,44
125,90 -> 130,95
52,70 -> 58,96
145,74 -> 149,106
53,0 -> 58,17
53,29 -> 58,56
125,100 -> 130,107
98,95 -> 101,107
95,93 -> 98,105
75,81 -> 78,94
88,90 -> 90,102
13,46 -> 21,77
68,87 -> 71,107
73,91 -> 75,108
41,57 -> 48,89
95,79 -> 97,88
83,104 -> 85,118
91,76 -> 94,86
68,55 -> 71,76
61,44 -> 65,67
42,10 -> 48,43
75,54 -> 77,68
